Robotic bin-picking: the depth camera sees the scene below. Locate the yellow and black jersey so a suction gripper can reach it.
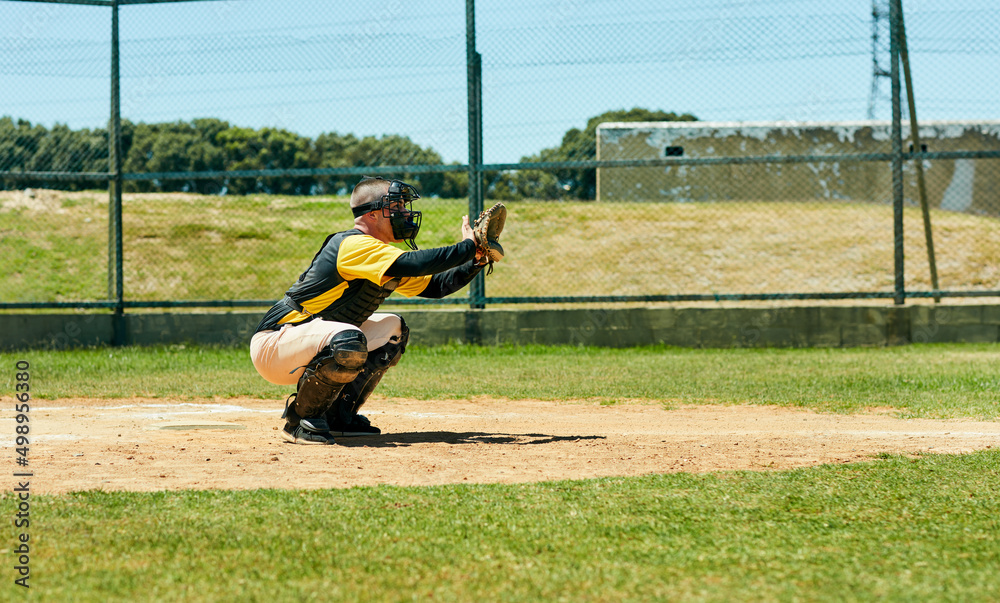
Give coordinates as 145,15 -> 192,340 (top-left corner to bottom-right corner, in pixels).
255,229 -> 481,332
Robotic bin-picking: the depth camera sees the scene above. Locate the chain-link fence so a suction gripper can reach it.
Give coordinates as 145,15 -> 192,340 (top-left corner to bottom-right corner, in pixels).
1,0 -> 998,311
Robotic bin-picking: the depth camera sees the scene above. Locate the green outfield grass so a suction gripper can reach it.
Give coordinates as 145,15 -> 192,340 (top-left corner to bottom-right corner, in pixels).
6,451 -> 1000,602
2,189 -> 999,302
4,342 -> 998,419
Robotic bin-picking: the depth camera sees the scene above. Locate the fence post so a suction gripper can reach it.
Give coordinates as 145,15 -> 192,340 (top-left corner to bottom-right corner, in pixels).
466,0 -> 485,310
109,0 -> 126,344
897,1 -> 940,303
889,0 -> 905,306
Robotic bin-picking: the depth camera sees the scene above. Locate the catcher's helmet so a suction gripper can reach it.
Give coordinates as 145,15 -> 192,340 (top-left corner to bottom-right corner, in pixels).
351,176 -> 422,250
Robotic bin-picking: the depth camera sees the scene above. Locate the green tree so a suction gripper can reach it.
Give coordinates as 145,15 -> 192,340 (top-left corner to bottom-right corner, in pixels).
0,117 -> 47,189
128,120 -> 226,193
438,166 -> 468,199
24,122 -> 107,191
314,131 -> 359,195
486,168 -> 562,201
343,134 -> 445,197
216,125 -> 315,195
1,109 -> 696,199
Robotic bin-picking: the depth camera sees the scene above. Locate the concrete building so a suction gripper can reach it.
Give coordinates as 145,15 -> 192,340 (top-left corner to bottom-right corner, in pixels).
596,120 -> 1000,216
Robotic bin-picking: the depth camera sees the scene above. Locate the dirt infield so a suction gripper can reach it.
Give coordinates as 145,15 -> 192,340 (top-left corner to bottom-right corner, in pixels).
7,396 -> 999,494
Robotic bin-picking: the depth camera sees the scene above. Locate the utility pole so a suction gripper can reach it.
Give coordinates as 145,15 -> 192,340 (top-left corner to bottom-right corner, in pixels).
867,0 -> 892,119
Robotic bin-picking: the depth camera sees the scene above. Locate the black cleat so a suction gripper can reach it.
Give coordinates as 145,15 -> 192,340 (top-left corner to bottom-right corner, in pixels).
281,416 -> 335,445
329,414 -> 381,437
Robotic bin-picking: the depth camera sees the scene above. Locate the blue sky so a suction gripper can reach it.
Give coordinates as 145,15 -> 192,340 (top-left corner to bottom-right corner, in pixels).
1,0 -> 997,164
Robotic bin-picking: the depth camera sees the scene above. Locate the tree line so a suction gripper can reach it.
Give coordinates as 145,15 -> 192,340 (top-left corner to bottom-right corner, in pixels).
0,108 -> 695,199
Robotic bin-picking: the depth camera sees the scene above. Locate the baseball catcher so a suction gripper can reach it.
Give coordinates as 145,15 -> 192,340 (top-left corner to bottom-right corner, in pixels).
250,176 -> 508,445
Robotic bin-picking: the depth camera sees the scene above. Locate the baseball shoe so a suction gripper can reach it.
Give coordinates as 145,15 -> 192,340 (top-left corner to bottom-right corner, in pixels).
281,416 -> 335,445
329,414 -> 381,437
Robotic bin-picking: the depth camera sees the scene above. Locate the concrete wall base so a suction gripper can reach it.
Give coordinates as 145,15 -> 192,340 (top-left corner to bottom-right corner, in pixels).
3,305 -> 998,350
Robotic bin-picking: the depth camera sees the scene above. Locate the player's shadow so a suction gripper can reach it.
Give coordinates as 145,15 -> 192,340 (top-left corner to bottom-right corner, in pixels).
334,431 -> 605,448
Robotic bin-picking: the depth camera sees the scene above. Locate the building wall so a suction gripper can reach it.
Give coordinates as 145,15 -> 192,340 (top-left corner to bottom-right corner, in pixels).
596,120 -> 1000,216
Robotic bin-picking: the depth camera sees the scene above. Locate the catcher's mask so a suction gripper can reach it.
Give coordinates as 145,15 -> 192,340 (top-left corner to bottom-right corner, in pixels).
352,177 -> 422,250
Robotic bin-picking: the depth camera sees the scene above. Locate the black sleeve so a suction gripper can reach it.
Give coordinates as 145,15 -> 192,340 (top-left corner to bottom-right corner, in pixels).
418,260 -> 485,299
385,239 -> 477,278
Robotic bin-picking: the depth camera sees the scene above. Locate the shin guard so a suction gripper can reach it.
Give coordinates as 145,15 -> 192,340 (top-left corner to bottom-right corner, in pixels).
284,330 -> 368,426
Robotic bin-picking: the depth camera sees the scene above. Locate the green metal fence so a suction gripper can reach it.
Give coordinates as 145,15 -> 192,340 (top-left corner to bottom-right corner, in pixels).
2,0 -> 999,329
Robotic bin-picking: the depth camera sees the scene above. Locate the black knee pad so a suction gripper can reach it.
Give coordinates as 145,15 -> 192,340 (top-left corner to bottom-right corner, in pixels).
312,330 -> 368,384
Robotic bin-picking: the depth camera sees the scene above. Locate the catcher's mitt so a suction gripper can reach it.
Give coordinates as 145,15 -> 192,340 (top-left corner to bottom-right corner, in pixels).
472,202 -> 506,274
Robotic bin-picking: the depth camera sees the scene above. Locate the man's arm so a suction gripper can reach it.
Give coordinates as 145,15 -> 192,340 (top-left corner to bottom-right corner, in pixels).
384,239 -> 477,278
417,260 -> 484,299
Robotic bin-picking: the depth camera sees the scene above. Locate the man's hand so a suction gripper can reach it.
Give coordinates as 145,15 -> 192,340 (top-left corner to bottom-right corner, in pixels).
462,215 -> 484,261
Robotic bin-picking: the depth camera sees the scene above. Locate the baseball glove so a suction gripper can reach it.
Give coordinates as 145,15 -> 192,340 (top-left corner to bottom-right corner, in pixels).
472,202 -> 506,274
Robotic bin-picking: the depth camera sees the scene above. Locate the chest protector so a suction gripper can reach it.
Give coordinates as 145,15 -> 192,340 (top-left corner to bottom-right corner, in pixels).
313,277 -> 399,327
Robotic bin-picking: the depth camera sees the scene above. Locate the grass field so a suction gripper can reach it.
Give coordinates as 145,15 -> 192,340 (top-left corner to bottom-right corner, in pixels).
10,451 -> 1000,602
2,343 -> 999,600
2,189 -> 999,302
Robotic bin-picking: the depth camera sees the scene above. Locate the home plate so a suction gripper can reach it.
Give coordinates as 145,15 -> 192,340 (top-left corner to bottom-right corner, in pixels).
147,421 -> 246,431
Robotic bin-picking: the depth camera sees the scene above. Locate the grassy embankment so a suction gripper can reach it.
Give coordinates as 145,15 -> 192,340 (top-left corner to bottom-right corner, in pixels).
2,189 -> 998,302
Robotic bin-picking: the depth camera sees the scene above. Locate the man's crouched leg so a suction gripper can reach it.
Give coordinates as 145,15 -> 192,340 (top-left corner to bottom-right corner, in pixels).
326,320 -> 409,437
282,330 -> 368,445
